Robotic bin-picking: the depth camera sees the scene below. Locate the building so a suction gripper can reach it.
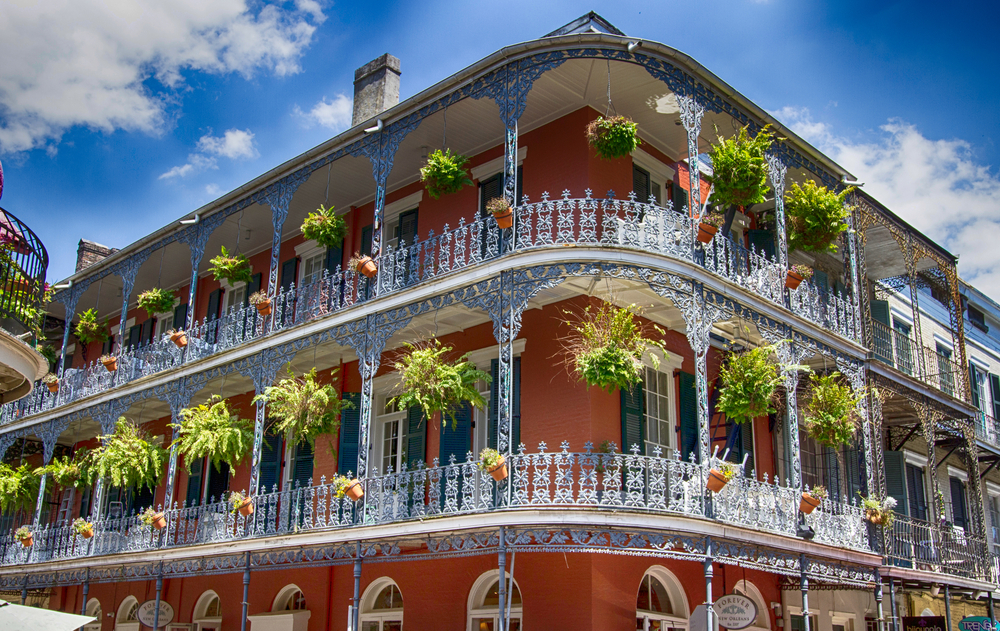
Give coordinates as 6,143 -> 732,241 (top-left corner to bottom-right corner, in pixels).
0,13 -> 996,631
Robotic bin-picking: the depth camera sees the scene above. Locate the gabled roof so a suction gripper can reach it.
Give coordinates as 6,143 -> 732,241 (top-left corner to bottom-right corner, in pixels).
544,12 -> 625,37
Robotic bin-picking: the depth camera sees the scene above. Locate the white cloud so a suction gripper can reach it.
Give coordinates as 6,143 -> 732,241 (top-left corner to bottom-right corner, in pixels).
774,106 -> 1000,299
295,94 -> 353,130
205,183 -> 222,197
0,0 -> 324,154
197,128 -> 258,159
159,149 -> 222,179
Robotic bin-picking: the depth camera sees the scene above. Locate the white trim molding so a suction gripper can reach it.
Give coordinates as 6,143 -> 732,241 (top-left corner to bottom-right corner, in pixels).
471,146 -> 528,182
947,465 -> 969,482
383,190 -> 424,225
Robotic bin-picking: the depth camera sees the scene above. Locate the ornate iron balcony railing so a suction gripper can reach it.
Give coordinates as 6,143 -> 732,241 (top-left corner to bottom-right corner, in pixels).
870,320 -> 965,402
882,512 -> 990,581
0,206 -> 47,336
0,444 -> 871,568
4,192 -> 860,424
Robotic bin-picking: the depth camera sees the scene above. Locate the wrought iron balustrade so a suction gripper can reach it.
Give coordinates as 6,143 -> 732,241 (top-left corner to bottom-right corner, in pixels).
870,320 -> 965,402
0,206 -> 48,336
883,512 -> 989,581
976,413 -> 1000,449
3,192 -> 862,424
0,443 -> 871,568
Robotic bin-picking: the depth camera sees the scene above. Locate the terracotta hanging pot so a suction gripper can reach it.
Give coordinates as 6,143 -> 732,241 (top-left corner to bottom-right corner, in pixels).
493,207 -> 513,230
46,381 -> 58,394
19,534 -> 33,548
80,527 -> 94,539
170,331 -> 188,348
345,479 -> 364,501
785,270 -> 804,290
101,356 -> 118,372
698,222 -> 718,244
355,256 -> 377,279
800,493 -> 821,514
150,513 -> 167,530
706,469 -> 729,493
487,455 -> 509,482
237,497 -> 254,517
255,300 -> 272,317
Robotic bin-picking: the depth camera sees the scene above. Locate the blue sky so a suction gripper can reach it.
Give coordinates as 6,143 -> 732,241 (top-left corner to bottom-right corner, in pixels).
1,0 -> 998,295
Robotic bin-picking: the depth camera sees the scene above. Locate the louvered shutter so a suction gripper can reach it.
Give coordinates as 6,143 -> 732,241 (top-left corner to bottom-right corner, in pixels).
185,457 -> 204,506
206,288 -> 222,343
205,461 -> 230,503
397,209 -> 418,247
970,363 -> 982,410
324,245 -> 343,274
905,463 -> 927,520
813,270 -> 829,298
871,299 -> 890,326
173,302 -> 188,331
259,432 -> 282,493
247,273 -> 262,301
338,393 -> 361,476
79,486 -> 92,519
406,405 -> 426,468
280,258 -> 297,291
884,450 -> 909,517
360,225 -> 373,257
512,357 -> 521,450
679,371 -> 698,462
846,447 -> 863,502
746,229 -> 775,261
633,165 -> 650,203
127,324 -> 141,350
621,382 -> 645,455
951,477 -> 968,530
672,179 -> 689,215
991,374 -> 1000,420
740,421 -> 755,476
489,358 -> 521,451
871,299 -> 893,364
439,403 -> 472,465
140,318 -> 154,346
291,441 -> 314,487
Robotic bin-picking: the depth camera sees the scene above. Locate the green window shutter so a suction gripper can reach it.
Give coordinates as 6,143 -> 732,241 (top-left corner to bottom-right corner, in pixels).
406,405 -> 426,468
740,422 -> 755,475
970,363 -> 982,410
324,245 -> 343,274
883,450 -> 909,518
488,357 -> 521,451
397,209 -> 418,247
280,258 -> 298,291
205,461 -> 230,502
679,371 -> 698,462
140,319 -> 154,346
206,288 -> 222,321
185,457 -> 204,506
489,358 -> 499,450
247,273 -> 262,301
338,392 -> 361,476
633,165 -> 650,203
672,179 -> 689,214
813,270 -> 829,297
79,486 -> 92,519
172,302 -> 188,330
512,357 -> 521,451
845,448 -> 863,503
620,382 -> 645,454
990,373 -> 1000,419
905,463 -> 927,520
291,441 -> 314,487
440,403 -> 472,464
871,299 -> 890,326
101,335 -> 114,355
950,477 -> 968,529
259,432 -> 283,493
746,229 -> 775,261
360,225 -> 373,257
127,324 -> 141,350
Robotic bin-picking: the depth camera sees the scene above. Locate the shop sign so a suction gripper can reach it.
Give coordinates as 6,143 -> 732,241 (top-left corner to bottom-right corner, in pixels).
137,600 -> 174,628
959,617 -> 997,631
715,594 -> 758,630
903,617 -> 947,631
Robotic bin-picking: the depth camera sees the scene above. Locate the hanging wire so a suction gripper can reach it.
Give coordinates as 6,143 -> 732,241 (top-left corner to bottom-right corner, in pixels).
156,246 -> 165,287
235,210 -> 244,255
324,163 -> 332,205
605,59 -> 617,118
442,105 -> 448,149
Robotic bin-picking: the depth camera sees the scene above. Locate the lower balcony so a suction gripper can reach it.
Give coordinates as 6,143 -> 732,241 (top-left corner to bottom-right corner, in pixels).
871,319 -> 965,402
0,445 -> 871,568
884,512 -> 992,582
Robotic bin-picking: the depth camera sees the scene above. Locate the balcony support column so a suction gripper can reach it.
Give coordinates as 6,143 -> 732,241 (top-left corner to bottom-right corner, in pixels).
263,179 -> 303,329
988,593 -> 995,623
244,348 -> 291,497
943,262 -> 971,402
240,551 -> 250,631
677,93 -> 705,245
800,554 -> 811,631
778,342 -> 803,490
962,421 -> 989,565
161,382 -> 196,510
704,537 -> 715,631
115,250 -> 152,355
844,209 -> 863,341
81,570 -> 89,617
918,404 -> 943,524
20,575 -> 27,605
873,569 -> 883,631
32,417 -> 62,527
56,286 -> 82,378
944,584 -> 953,631
498,527 -> 507,631
904,235 -> 927,380
153,565 -> 163,631
867,379 -> 886,498
175,219 -> 218,332
352,542 -> 362,631
89,403 -> 127,522
889,577 -> 898,631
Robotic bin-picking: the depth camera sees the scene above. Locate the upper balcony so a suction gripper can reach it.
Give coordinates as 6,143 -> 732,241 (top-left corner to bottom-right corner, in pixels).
1,192 -> 860,426
870,318 -> 966,402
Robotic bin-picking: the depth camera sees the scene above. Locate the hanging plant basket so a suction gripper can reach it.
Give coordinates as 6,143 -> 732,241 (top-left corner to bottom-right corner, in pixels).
804,372 -> 863,449
74,308 -> 109,346
333,475 -> 364,501
707,125 -> 774,211
478,448 -> 508,482
799,486 -> 827,514
716,343 -> 789,426
486,197 -> 513,230
706,463 -> 737,493
348,253 -> 377,279
697,214 -> 724,244
252,367 -> 350,452
0,464 -> 40,514
137,288 -> 176,318
420,149 -> 473,199
88,419 -> 168,492
100,355 -> 117,372
586,116 -> 640,160
209,246 -> 253,286
301,204 -> 347,250
42,372 -> 58,393
390,340 -> 490,430
785,265 -> 813,290
72,517 -> 94,539
168,329 -> 188,348
141,508 -> 167,531
15,527 -> 32,548
786,180 -> 855,254
229,492 -> 255,517
174,395 -> 254,475
249,290 -> 271,316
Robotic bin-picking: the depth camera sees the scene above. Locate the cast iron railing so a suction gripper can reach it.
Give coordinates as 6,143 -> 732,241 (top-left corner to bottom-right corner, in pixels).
0,444 -> 871,567
870,320 -> 965,402
883,512 -> 990,581
0,206 -> 47,336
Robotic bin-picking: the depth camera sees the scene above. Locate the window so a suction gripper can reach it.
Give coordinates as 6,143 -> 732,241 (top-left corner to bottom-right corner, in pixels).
936,344 -> 955,396
360,578 -> 403,631
633,165 -> 664,206
375,396 -> 408,475
905,463 -> 928,521
193,591 -> 222,631
116,596 -> 140,631
467,570 -> 522,631
155,312 -> 174,338
969,305 -> 989,333
273,586 -> 307,612
83,599 -> 102,631
224,283 -> 246,312
891,318 -> 913,375
302,251 -> 326,286
987,489 -> 1000,550
636,567 -> 688,631
644,366 -> 676,455
950,476 -> 968,530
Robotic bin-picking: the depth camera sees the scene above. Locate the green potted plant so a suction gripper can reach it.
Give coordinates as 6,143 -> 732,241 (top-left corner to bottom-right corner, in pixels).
561,301 -> 667,392
209,246 -> 253,285
348,252 -> 377,279
586,115 -> 640,160
249,290 -> 271,316
0,463 -> 40,515
173,396 -> 254,475
229,490 -> 254,517
707,461 -> 737,493
165,328 -> 188,349
14,525 -> 33,547
390,340 -> 490,430
800,485 -> 828,514
804,372 -> 863,449
74,308 -> 109,346
99,354 -> 117,372
37,452 -> 89,490
785,264 -> 814,290
331,474 -> 364,501
420,149 -> 473,199
37,344 -> 58,367
861,495 -> 897,526
716,342 -> 803,425
486,197 -> 513,230
42,372 -> 59,393
697,213 -> 725,244
478,447 -> 507,482
72,517 -> 95,539
136,288 -> 176,318
140,506 -> 167,531
253,367 -> 350,451
88,418 -> 168,493
786,180 -> 854,254
708,125 -> 774,213
301,204 -> 348,249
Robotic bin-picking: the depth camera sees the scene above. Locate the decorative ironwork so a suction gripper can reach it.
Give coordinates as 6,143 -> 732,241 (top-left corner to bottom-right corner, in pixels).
0,206 -> 48,336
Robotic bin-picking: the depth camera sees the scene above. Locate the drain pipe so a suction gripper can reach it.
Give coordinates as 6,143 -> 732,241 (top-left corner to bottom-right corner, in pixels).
498,527 -> 507,631
352,541 -> 362,631
152,564 -> 163,631
240,552 -> 251,631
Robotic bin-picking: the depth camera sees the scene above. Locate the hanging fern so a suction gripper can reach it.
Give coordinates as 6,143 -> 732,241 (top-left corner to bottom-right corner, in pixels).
708,125 -> 774,210
804,372 -> 863,448
209,246 -> 253,285
301,205 -> 348,250
390,341 -> 490,430
585,116 -> 640,160
88,419 -> 168,490
786,180 -> 854,254
560,301 -> 667,392
0,463 -> 39,513
137,288 -> 176,317
715,343 -> 804,425
74,308 -> 109,345
173,396 -> 254,474
420,149 -> 473,199
253,368 -> 351,450
37,451 -> 90,489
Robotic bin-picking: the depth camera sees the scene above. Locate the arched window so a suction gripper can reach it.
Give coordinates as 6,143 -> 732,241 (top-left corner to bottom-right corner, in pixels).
733,580 -> 770,631
83,599 -> 102,631
636,567 -> 689,631
467,570 -> 522,631
193,590 -> 222,631
115,596 -> 140,631
360,578 -> 403,631
272,585 -> 308,612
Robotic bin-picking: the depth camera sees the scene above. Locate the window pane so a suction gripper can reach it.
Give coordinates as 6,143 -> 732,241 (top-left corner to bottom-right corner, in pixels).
473,619 -> 495,631
362,623 -> 380,631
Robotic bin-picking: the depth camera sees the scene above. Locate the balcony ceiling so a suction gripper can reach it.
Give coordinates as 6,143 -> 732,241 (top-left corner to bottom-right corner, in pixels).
864,224 -> 940,281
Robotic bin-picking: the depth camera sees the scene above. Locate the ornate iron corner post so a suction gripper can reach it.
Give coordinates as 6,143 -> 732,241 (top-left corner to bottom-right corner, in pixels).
944,584 -> 953,631
176,216 -> 223,331
159,379 -> 199,509
944,262 -> 971,403
240,551 -> 251,631
676,92 -> 705,248
904,235 -> 928,380
889,576 -> 899,631
56,285 -> 83,378
89,401 -> 130,522
766,154 -> 789,271
263,177 -> 306,327
866,380 -> 886,498
32,417 -> 66,526
800,554 -> 811,631
962,419 -> 989,572
678,285 -> 722,464
778,340 -> 803,490
114,250 -> 153,352
704,536 -> 715,631
844,207 -> 863,340
497,270 -> 515,457
498,526 -> 507,631
81,568 -> 89,617
916,402 -> 943,525
243,348 -> 293,496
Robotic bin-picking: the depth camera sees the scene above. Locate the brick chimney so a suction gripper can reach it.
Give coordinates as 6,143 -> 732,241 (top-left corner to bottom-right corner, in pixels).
76,239 -> 118,273
352,54 -> 401,127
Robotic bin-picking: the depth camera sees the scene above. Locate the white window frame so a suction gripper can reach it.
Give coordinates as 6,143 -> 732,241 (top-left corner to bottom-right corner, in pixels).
359,577 -> 403,630
83,599 -> 102,631
466,339 -> 528,455
631,148 -> 676,207
115,596 -> 140,631
466,569 -> 522,631
471,146 -> 527,182
222,281 -> 246,313
642,350 -> 683,456
381,191 -> 423,251
192,590 -> 222,631
295,241 -> 327,287
636,565 -> 689,630
154,309 -> 176,338
947,466 -> 969,482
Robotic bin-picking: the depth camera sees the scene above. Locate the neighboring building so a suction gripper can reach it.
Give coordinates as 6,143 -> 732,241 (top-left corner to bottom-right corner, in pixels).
0,13 -> 996,631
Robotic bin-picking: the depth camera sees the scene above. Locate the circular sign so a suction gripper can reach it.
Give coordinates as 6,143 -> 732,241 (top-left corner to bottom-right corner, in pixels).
715,594 -> 758,630
137,600 -> 174,628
